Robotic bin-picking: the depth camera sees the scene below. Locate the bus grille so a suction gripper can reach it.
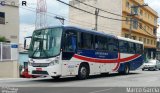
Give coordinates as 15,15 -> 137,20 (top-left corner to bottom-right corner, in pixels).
32,71 -> 49,75
31,63 -> 50,67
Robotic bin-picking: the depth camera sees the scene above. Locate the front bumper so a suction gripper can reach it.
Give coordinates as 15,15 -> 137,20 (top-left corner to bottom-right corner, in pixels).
142,66 -> 156,70
28,65 -> 61,77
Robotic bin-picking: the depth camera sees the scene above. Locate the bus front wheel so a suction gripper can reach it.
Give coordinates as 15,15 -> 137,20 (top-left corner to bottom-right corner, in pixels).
77,64 -> 89,80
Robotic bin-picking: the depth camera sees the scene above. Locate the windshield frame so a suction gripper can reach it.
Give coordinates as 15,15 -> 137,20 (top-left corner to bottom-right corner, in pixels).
28,27 -> 63,59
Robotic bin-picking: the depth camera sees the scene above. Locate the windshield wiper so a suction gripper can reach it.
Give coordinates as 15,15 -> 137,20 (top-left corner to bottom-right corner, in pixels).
42,49 -> 49,57
31,47 -> 39,57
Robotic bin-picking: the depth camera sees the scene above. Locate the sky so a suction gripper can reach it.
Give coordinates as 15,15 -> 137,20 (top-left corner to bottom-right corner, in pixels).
19,0 -> 69,43
19,0 -> 160,44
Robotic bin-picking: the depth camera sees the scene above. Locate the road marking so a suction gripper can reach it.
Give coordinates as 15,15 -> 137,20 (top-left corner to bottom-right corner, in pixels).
89,88 -> 112,93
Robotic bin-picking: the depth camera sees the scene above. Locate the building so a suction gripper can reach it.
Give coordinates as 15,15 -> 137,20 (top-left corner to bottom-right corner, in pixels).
122,0 -> 158,60
0,0 -> 19,43
69,0 -> 122,36
69,0 -> 158,60
156,39 -> 160,61
0,0 -> 19,78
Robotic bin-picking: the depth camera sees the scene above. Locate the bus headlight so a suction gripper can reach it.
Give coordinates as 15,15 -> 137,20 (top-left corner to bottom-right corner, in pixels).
50,60 -> 59,66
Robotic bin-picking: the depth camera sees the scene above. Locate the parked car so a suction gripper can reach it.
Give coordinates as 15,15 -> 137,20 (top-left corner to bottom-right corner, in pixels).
142,59 -> 160,71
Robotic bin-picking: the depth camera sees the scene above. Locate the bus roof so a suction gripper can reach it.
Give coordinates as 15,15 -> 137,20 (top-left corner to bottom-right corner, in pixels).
35,26 -> 143,45
117,36 -> 143,44
63,26 -> 117,39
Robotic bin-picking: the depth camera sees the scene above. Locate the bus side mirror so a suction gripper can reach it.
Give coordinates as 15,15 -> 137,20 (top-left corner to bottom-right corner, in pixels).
24,36 -> 32,50
24,39 -> 29,50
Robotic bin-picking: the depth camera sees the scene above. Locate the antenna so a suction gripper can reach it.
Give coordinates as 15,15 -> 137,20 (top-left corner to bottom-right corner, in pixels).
35,0 -> 47,29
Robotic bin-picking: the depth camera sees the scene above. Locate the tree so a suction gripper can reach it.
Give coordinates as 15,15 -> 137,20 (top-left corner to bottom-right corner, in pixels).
0,36 -> 7,42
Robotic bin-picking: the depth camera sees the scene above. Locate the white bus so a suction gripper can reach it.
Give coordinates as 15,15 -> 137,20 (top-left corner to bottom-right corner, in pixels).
26,26 -> 144,80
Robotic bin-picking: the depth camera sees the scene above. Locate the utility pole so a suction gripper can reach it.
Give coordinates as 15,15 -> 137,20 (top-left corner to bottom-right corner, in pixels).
128,4 -> 148,39
129,8 -> 133,39
55,16 -> 65,25
95,8 -> 99,31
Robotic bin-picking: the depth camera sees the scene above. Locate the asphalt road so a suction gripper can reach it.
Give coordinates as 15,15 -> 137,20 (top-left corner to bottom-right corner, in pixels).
0,69 -> 160,93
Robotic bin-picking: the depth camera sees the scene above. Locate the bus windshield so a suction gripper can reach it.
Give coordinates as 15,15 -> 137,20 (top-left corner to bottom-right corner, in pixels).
28,27 -> 62,58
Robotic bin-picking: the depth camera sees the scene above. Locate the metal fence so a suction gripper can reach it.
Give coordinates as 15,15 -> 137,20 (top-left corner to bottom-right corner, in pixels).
0,42 -> 18,61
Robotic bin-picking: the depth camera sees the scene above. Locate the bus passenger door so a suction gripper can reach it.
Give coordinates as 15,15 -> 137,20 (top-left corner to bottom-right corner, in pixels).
61,30 -> 77,76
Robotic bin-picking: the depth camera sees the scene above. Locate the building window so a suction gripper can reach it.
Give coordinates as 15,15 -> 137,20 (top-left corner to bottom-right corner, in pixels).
126,1 -> 130,8
0,12 -> 5,24
139,37 -> 142,41
133,7 -> 139,15
151,40 -> 153,45
132,19 -> 138,29
154,18 -> 157,25
144,38 -> 146,44
132,36 -> 136,40
140,9 -> 143,16
144,25 -> 146,30
154,40 -> 156,45
153,27 -> 157,35
145,12 -> 147,17
147,39 -> 150,44
139,23 -> 142,29
125,34 -> 129,38
126,17 -> 129,24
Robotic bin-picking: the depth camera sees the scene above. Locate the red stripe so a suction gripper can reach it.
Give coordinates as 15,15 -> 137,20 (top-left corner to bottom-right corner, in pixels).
112,53 -> 121,71
73,54 -> 117,63
73,54 -> 140,63
119,54 -> 140,63
73,54 -> 141,71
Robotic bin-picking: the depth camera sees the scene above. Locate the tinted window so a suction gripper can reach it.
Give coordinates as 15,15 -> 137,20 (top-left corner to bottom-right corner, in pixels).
128,42 -> 135,53
78,32 -> 94,49
119,40 -> 128,53
108,38 -> 118,52
63,30 -> 77,52
0,12 -> 5,24
136,44 -> 143,54
95,36 -> 108,51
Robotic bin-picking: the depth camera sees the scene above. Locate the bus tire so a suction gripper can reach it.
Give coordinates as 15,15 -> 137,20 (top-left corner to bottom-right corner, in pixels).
77,64 -> 89,80
124,64 -> 130,74
52,76 -> 60,80
119,64 -> 130,75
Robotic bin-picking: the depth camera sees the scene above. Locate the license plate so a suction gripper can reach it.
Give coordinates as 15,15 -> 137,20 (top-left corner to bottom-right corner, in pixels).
36,68 -> 42,71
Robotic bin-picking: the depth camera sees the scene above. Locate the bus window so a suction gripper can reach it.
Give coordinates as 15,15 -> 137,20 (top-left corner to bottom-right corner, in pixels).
63,30 -> 77,52
128,42 -> 135,54
108,38 -> 118,52
136,44 -> 142,54
80,33 -> 93,49
119,40 -> 128,53
95,36 -> 108,51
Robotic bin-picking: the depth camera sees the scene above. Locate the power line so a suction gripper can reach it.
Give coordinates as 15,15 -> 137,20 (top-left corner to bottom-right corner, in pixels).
74,0 -> 126,18
57,0 -> 127,21
20,6 -> 120,33
21,6 -> 157,37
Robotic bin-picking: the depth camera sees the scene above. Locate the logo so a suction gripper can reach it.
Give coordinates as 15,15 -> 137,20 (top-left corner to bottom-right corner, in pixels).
0,0 -> 27,6
1,86 -> 18,93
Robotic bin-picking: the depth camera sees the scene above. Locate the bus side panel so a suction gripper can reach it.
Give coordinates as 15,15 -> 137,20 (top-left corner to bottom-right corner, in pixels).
129,55 -> 143,70
118,54 -> 143,72
61,60 -> 81,76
